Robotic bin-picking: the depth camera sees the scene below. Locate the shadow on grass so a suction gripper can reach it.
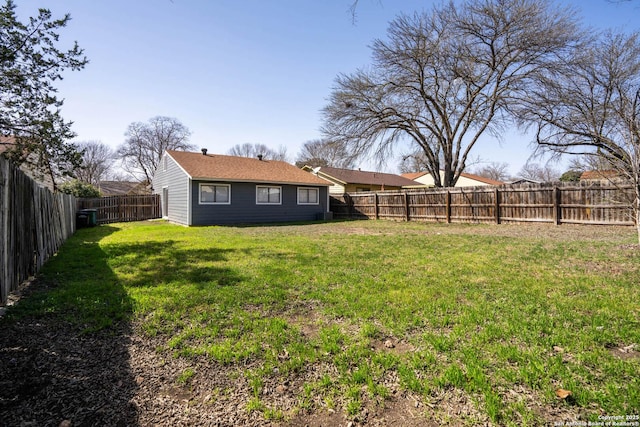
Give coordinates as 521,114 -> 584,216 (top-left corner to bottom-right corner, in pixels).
104,240 -> 244,288
0,225 -> 140,426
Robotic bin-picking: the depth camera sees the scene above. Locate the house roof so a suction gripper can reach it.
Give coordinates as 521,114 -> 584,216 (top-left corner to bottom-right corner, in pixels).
580,170 -> 620,180
459,172 -> 504,186
401,172 -> 428,181
98,180 -> 151,196
166,150 -> 329,186
309,166 -> 421,187
401,171 -> 504,186
510,178 -> 541,185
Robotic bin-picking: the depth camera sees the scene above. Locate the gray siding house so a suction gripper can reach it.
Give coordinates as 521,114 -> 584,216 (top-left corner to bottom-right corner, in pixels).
152,150 -> 330,225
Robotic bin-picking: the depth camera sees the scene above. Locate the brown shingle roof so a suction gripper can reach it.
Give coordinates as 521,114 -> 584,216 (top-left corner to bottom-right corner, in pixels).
580,170 -> 620,180
459,172 -> 504,186
400,172 -> 428,181
315,166 -> 421,187
98,181 -> 151,196
167,150 -> 329,186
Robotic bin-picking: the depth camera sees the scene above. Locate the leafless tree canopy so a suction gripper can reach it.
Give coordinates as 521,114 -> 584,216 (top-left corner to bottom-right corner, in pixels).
473,162 -> 511,182
516,162 -> 560,182
397,150 -> 429,174
74,141 -> 114,185
517,30 -> 640,241
322,0 -> 579,187
295,139 -> 356,169
117,116 -> 194,182
567,155 -> 613,174
227,143 -> 289,162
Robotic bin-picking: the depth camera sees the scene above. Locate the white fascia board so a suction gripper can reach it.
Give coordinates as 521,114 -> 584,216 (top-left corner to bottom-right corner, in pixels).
190,177 -> 330,187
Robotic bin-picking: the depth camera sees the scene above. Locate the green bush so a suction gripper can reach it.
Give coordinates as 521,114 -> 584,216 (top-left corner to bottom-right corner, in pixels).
559,170 -> 582,182
58,179 -> 101,197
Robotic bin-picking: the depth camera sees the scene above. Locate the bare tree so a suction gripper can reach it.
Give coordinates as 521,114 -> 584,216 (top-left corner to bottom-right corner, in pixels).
227,143 -> 288,161
396,149 -> 429,174
74,141 -> 114,185
322,0 -> 580,187
568,154 -> 617,173
117,116 -> 194,182
517,30 -> 640,242
295,139 -> 356,168
516,162 -> 560,182
473,162 -> 511,182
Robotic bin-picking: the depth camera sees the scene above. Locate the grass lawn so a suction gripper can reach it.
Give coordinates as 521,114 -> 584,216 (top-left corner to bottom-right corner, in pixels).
7,219 -> 640,425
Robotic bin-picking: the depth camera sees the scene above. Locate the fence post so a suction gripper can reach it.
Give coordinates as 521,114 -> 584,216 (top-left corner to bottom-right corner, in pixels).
404,192 -> 410,221
553,186 -> 560,225
374,193 -> 379,220
494,188 -> 501,224
446,190 -> 451,223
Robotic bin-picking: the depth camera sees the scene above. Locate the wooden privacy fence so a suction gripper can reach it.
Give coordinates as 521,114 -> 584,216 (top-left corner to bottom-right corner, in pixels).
330,182 -> 636,226
0,157 -> 76,304
78,194 -> 161,224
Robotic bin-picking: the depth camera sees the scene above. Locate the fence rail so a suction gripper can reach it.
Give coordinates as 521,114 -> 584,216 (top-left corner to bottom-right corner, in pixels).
330,182 -> 636,226
1,157 -> 76,304
77,194 -> 161,224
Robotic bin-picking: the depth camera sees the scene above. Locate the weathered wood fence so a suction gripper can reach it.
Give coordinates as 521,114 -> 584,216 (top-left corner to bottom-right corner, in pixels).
77,194 -> 161,224
330,182 -> 636,226
0,157 -> 76,304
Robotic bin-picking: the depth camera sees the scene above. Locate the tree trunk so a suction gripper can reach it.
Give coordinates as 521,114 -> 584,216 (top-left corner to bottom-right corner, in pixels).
636,194 -> 640,246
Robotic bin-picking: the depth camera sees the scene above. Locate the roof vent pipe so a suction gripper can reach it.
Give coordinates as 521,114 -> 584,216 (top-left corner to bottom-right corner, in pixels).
257,154 -> 263,161
201,148 -> 207,155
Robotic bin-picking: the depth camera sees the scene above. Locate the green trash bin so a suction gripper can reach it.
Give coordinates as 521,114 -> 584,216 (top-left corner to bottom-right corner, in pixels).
84,209 -> 98,226
76,209 -> 98,227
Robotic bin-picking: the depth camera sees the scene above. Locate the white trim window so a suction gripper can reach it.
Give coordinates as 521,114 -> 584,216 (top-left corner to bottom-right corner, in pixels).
297,187 -> 319,205
256,185 -> 281,204
199,183 -> 231,204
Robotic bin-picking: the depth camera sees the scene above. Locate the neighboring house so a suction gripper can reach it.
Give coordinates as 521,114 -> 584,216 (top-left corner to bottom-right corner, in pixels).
153,150 -> 330,225
0,137 -> 55,191
402,171 -> 504,187
580,170 -> 625,184
302,165 -> 422,194
510,178 -> 541,185
98,180 -> 152,196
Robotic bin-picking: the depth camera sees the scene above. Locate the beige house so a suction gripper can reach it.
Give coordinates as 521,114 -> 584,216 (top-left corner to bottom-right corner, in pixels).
402,171 -> 504,187
303,165 -> 422,194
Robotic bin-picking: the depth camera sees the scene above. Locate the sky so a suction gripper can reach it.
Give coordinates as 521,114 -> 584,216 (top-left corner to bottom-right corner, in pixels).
16,0 -> 640,177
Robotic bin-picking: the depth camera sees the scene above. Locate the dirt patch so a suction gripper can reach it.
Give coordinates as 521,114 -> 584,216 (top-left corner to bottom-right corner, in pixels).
0,318 -> 138,427
285,408 -> 348,427
608,344 -> 640,360
365,395 -> 438,426
369,338 -> 414,355
281,302 -> 326,341
427,387 -> 491,425
298,321 -> 322,341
